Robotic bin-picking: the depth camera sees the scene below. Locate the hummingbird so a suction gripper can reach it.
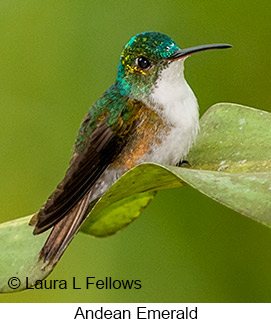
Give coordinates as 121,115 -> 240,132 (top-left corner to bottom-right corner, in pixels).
30,31 -> 231,266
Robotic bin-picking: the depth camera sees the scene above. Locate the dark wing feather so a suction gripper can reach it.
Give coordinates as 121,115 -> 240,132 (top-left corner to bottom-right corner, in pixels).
32,119 -> 127,234
40,189 -> 93,265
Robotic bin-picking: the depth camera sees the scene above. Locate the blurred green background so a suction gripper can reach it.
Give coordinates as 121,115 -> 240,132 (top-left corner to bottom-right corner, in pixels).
0,0 -> 271,302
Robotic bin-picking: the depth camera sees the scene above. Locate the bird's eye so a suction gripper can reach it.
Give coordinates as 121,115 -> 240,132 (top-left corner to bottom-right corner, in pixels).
137,56 -> 151,69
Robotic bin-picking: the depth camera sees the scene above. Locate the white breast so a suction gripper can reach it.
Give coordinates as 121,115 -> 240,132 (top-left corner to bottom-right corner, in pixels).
145,59 -> 199,166
90,61 -> 199,202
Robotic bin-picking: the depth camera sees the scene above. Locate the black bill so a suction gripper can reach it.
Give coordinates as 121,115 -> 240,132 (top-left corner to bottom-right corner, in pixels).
169,43 -> 232,60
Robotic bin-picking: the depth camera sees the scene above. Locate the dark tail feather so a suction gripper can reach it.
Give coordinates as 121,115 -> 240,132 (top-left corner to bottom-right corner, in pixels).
40,190 -> 93,267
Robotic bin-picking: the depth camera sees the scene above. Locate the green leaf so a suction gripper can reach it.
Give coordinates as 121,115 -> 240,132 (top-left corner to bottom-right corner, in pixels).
81,163 -> 184,237
0,216 -> 51,292
83,192 -> 157,237
188,102 -> 271,172
82,103 -> 271,235
0,102 -> 270,292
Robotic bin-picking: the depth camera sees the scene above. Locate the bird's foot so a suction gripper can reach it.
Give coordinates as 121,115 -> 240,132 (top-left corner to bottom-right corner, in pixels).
176,160 -> 191,167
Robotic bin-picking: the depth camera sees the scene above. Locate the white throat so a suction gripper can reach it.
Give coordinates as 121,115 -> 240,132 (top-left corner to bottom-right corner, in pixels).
147,60 -> 199,165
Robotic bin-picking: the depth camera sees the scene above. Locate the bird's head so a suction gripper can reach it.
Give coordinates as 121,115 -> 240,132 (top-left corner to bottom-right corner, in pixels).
117,31 -> 231,102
